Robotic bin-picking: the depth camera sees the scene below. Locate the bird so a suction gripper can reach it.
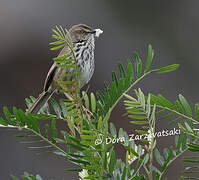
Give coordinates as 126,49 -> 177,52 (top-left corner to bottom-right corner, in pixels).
26,24 -> 103,114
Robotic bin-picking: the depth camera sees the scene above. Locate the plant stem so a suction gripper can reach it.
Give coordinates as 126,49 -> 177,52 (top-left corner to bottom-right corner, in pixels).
0,125 -> 69,157
110,71 -> 151,113
149,146 -> 153,179
67,37 -> 85,133
143,164 -> 149,175
148,137 -> 155,180
158,138 -> 199,179
156,105 -> 199,125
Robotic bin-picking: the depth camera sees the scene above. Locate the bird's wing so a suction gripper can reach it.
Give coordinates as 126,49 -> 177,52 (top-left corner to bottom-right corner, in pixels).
44,46 -> 70,92
44,62 -> 57,92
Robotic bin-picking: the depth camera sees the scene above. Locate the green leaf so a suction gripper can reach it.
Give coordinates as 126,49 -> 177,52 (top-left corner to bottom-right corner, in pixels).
124,61 -> 133,89
96,90 -> 105,105
145,44 -> 154,73
96,101 -> 104,117
52,27 -> 62,37
68,157 -> 89,165
161,147 -> 173,172
195,103 -> 199,121
52,34 -> 62,41
110,81 -> 117,104
157,94 -> 174,110
109,150 -> 116,174
103,111 -> 111,139
65,168 -> 82,172
56,64 -> 75,69
182,133 -> 187,150
10,176 -> 19,180
178,123 -> 187,132
91,92 -> 96,113
184,122 -> 193,132
134,52 -> 142,78
112,72 -> 118,87
82,130 -> 94,134
126,151 -> 130,164
121,166 -> 127,180
118,78 -> 124,96
154,148 -> 164,166
54,26 -> 65,39
58,73 -> 74,78
110,122 -> 117,136
58,80 -> 75,85
146,94 -> 151,118
54,57 -> 73,63
135,130 -> 148,134
152,166 -> 161,176
67,143 -> 85,151
80,135 -> 96,140
0,117 -> 8,126
179,94 -> 192,117
53,52 -> 71,60
130,121 -> 148,125
175,100 -> 184,114
25,97 -> 33,108
104,92 -> 111,112
137,88 -> 145,108
152,64 -> 179,74
13,107 -> 21,125
82,91 -> 89,110
51,119 -> 57,143
187,143 -> 199,152
49,98 -> 62,118
163,148 -> 169,159
118,63 -> 126,78
128,115 -> 146,120
26,114 -> 36,131
3,106 -> 15,125
50,44 -> 65,50
157,112 -> 174,121
45,124 -> 50,138
176,133 -> 182,154
16,109 -> 27,127
97,116 -> 103,131
49,40 -> 64,45
143,153 -> 149,165
59,99 -> 68,117
123,93 -> 137,101
59,25 -> 67,37
126,109 -> 145,115
116,174 -> 120,180
103,152 -> 107,170
55,138 -> 66,144
169,117 -> 181,125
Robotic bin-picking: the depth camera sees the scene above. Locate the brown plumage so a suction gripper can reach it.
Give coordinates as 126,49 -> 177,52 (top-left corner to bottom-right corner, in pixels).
26,24 -> 103,114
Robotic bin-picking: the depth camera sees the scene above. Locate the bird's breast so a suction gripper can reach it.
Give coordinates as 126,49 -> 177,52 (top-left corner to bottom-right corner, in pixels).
77,42 -> 95,88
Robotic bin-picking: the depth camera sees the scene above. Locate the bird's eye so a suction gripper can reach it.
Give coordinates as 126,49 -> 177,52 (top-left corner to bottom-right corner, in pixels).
90,30 -> 96,34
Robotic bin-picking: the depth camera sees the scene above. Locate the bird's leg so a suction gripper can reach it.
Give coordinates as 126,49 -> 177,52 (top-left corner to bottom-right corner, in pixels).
64,92 -> 91,120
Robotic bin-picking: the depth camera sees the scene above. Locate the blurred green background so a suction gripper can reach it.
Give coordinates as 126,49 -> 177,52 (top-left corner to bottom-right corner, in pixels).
0,0 -> 199,179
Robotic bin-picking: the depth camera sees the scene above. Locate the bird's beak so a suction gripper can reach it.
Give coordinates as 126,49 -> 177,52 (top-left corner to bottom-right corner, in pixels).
91,29 -> 103,38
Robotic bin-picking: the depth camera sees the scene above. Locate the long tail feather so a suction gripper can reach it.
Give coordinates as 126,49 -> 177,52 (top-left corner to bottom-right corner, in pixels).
26,91 -> 54,114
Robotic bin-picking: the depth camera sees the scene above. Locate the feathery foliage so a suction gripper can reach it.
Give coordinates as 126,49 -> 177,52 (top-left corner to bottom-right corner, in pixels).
2,25 -> 197,180
11,172 -> 43,180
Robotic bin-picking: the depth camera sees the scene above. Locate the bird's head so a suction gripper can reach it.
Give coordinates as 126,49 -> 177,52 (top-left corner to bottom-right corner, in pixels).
68,24 -> 103,43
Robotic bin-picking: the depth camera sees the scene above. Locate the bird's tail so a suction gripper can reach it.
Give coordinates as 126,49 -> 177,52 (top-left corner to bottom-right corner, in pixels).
26,91 -> 54,114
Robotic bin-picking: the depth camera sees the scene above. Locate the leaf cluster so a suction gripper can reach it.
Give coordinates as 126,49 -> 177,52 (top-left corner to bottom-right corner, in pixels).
2,26 -> 194,180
